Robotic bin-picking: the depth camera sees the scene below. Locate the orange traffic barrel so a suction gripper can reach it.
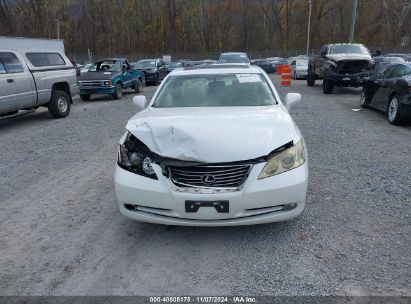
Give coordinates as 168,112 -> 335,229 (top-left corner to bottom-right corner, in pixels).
281,65 -> 291,86
277,64 -> 283,75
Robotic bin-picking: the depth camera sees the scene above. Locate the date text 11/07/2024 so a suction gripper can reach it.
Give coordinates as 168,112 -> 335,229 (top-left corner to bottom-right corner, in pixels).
149,296 -> 257,303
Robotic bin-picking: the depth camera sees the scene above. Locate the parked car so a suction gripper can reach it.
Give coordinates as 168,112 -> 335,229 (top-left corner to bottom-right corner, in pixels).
0,46 -> 78,119
373,56 -> 405,76
78,58 -> 144,101
218,52 -> 250,64
253,59 -> 277,73
167,61 -> 185,73
307,43 -> 374,94
386,53 -> 411,62
291,57 -> 309,79
114,64 -> 308,226
133,59 -> 168,85
361,63 -> 411,125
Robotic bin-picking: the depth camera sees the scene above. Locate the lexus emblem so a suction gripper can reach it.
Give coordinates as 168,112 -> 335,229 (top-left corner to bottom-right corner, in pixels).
202,174 -> 216,185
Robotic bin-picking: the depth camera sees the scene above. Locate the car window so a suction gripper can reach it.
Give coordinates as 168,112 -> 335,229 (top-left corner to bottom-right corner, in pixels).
0,60 -> 6,74
89,60 -> 121,72
135,60 -> 156,68
329,44 -> 369,55
383,66 -> 396,79
153,73 -> 276,108
396,65 -> 411,77
26,53 -> 66,67
219,54 -> 249,63
0,52 -> 24,73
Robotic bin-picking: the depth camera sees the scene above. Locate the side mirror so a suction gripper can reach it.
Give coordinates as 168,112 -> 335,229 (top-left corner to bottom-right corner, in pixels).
133,95 -> 148,111
284,93 -> 301,110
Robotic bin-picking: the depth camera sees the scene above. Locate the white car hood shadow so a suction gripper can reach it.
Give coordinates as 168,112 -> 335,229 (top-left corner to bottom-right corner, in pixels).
125,106 -> 298,163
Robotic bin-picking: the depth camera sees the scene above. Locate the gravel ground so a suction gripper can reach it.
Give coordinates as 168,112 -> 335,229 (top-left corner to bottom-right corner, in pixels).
0,77 -> 410,296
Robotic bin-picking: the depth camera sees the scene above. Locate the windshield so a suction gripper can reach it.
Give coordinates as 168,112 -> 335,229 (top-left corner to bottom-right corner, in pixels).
153,73 -> 276,108
169,62 -> 183,68
219,54 -> 249,63
329,45 -> 370,55
385,57 -> 405,64
89,60 -> 121,72
135,60 -> 156,68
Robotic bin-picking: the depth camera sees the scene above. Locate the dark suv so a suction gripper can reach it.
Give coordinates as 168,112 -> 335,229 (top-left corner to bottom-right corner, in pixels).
133,59 -> 168,85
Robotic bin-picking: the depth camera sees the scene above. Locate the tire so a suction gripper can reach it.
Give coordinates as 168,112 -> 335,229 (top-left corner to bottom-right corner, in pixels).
307,70 -> 315,86
387,95 -> 402,125
134,79 -> 141,93
113,83 -> 123,100
323,79 -> 334,94
80,94 -> 90,101
48,90 -> 70,118
360,90 -> 370,108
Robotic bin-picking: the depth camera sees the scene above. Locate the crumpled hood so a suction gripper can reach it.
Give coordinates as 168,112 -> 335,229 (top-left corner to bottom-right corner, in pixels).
78,71 -> 120,80
326,53 -> 372,62
125,106 -> 299,163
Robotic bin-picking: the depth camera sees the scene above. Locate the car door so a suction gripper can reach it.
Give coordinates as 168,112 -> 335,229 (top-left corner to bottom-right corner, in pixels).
316,45 -> 327,76
159,60 -> 167,79
0,51 -> 35,112
122,60 -> 133,87
371,65 -> 399,109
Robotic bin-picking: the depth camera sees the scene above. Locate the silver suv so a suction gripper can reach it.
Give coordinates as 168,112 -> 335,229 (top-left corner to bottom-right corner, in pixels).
0,50 -> 78,118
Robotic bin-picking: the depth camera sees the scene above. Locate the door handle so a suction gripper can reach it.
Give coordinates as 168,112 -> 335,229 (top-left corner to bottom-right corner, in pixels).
7,79 -> 14,83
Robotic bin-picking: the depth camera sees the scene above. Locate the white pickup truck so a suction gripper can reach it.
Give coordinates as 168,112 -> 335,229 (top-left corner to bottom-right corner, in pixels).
0,37 -> 78,118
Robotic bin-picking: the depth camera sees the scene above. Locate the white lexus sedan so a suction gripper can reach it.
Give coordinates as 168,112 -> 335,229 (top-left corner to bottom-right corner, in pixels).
114,64 -> 308,226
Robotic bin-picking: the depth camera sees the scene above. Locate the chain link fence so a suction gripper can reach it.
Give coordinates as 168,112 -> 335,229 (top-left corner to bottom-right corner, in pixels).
68,47 -> 411,64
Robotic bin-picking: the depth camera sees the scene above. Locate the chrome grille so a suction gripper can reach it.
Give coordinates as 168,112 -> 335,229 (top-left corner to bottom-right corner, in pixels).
78,80 -> 104,87
170,164 -> 252,189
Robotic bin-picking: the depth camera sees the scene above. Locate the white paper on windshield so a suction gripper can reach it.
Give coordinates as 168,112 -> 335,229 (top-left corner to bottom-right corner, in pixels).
103,72 -> 111,75
236,74 -> 260,83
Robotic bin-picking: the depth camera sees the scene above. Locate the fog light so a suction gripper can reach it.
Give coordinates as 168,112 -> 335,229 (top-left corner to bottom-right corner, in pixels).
283,203 -> 297,211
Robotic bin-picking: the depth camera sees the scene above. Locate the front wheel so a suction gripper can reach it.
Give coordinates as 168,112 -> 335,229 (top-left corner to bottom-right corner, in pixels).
48,90 -> 71,118
113,83 -> 123,100
134,80 -> 141,93
323,79 -> 334,94
387,96 -> 402,125
307,70 -> 315,86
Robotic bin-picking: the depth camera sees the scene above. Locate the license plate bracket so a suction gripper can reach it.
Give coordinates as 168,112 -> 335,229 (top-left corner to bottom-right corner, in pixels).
185,200 -> 229,213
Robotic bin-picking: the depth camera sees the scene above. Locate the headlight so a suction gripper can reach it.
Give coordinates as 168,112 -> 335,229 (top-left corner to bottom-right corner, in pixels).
104,80 -> 111,86
118,133 -> 158,180
258,140 -> 306,179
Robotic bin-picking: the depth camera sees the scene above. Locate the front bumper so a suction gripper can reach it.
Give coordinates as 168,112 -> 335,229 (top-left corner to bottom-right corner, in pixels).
145,73 -> 157,82
324,70 -> 372,86
295,70 -> 308,78
114,162 -> 308,226
79,86 -> 115,95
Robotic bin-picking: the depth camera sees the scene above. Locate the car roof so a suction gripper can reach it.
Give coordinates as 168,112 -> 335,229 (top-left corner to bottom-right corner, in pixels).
172,64 -> 261,75
138,58 -> 160,61
328,43 -> 364,46
220,52 -> 247,56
